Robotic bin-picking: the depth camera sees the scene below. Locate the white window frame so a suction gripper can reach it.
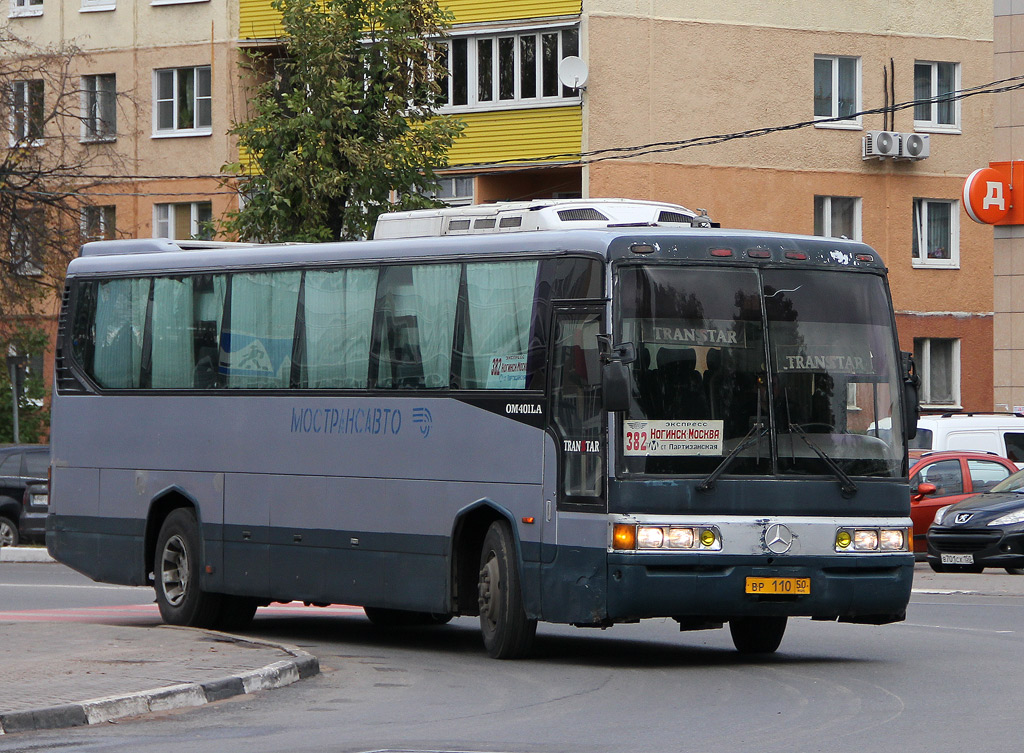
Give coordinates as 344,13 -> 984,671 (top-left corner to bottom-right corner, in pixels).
152,66 -> 212,137
9,79 -> 44,147
439,24 -> 581,113
814,195 -> 862,240
915,338 -> 961,409
813,54 -> 861,130
9,210 -> 44,276
914,60 -> 961,134
154,201 -> 213,239
912,198 -> 959,269
431,176 -> 474,206
80,0 -> 115,11
10,0 -> 43,18
81,205 -> 116,241
81,73 -> 116,142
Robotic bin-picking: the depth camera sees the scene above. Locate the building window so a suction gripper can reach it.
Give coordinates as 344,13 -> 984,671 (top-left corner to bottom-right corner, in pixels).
10,79 -> 44,145
82,205 -> 116,241
912,198 -> 959,268
814,196 -> 861,240
154,202 -> 213,239
813,55 -> 860,128
914,338 -> 960,407
432,176 -> 474,206
10,0 -> 43,17
9,210 -> 43,276
81,0 -> 115,10
153,66 -> 211,136
440,26 -> 580,111
914,61 -> 959,131
81,74 -> 116,141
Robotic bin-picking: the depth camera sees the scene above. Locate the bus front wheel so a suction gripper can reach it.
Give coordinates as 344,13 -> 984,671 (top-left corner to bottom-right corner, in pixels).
477,520 -> 537,659
154,508 -> 223,628
729,616 -> 787,654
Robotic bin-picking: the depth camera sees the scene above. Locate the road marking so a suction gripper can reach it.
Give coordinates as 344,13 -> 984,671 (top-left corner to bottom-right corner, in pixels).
913,588 -> 981,595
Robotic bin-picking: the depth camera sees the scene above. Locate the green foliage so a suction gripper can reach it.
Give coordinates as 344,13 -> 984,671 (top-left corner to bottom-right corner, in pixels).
223,0 -> 464,242
0,325 -> 50,444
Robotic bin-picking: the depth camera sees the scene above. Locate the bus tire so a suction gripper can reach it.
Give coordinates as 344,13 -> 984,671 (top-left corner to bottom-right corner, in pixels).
729,616 -> 787,654
217,596 -> 259,630
477,520 -> 537,659
363,607 -> 453,627
154,508 -> 223,628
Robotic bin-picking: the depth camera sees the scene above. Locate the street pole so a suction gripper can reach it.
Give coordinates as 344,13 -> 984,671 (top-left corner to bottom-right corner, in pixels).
6,347 -> 20,444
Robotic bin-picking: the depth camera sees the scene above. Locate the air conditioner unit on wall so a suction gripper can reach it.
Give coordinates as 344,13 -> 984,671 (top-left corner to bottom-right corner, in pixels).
899,132 -> 930,160
863,131 -> 900,159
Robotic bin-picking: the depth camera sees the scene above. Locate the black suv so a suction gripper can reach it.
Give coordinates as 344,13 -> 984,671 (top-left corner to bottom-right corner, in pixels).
0,445 -> 49,547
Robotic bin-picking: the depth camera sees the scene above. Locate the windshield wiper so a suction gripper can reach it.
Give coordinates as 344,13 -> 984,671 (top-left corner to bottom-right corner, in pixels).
789,423 -> 858,497
697,422 -> 768,492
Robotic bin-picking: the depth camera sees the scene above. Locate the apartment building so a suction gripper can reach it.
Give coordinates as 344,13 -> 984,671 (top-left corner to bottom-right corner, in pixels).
2,0 -> 995,414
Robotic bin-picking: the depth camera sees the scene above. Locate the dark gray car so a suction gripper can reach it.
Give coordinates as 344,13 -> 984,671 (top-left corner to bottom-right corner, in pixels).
0,445 -> 50,546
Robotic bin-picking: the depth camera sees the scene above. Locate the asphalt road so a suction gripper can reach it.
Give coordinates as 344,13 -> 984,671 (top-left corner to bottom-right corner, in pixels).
3,562 -> 1024,753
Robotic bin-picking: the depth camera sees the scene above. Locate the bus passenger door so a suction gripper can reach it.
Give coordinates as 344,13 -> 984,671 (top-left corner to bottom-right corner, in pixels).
547,307 -> 607,515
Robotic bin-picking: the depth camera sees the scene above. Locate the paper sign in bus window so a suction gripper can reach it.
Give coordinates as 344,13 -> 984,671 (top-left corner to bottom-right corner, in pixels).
624,420 -> 725,456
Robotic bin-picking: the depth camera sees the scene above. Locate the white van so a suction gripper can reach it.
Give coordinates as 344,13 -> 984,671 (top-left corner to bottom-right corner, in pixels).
910,413 -> 1024,463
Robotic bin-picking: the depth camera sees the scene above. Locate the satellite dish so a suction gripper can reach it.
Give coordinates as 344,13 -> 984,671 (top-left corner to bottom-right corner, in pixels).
557,56 -> 589,91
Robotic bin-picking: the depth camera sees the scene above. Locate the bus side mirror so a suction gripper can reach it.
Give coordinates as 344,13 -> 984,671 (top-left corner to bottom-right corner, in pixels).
597,336 -> 635,413
603,361 -> 632,412
901,351 -> 920,441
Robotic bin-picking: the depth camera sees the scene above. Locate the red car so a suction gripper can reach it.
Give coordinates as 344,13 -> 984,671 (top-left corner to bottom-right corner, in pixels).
910,450 -> 1020,554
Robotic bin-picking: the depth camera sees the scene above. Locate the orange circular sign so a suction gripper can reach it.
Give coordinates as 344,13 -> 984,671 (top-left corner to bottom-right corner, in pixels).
964,167 -> 1012,224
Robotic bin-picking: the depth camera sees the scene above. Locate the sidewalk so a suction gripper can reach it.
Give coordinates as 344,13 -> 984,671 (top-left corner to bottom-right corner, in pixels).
0,551 -> 319,735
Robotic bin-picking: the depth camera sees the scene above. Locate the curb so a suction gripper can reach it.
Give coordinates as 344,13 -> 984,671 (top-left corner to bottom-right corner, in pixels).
0,546 -> 54,563
0,629 -> 319,735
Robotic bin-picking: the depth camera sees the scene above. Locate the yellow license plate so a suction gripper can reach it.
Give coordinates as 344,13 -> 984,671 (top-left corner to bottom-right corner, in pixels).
745,577 -> 811,595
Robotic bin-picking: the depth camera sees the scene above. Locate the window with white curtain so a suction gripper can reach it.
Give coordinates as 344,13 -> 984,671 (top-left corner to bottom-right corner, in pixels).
372,264 -> 460,389
914,60 -> 960,132
460,261 -> 538,389
154,201 -> 213,240
912,198 -> 959,268
813,55 -> 860,128
81,73 -> 116,141
11,79 -> 44,145
222,272 -> 301,389
302,268 -> 379,388
92,279 -> 150,388
914,338 -> 960,407
814,196 -> 861,240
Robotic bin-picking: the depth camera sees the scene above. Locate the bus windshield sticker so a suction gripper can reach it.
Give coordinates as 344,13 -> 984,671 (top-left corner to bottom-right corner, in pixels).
775,346 -> 874,375
487,354 -> 528,389
640,319 -> 747,348
624,420 -> 724,456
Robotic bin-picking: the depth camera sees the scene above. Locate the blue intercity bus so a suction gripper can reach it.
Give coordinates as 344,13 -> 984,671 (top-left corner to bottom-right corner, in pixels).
48,199 -> 918,658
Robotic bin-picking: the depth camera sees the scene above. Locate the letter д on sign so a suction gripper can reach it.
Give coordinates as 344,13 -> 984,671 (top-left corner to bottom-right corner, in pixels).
964,162 -> 1023,225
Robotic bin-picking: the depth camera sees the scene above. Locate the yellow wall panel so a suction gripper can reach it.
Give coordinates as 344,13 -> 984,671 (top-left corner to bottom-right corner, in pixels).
445,106 -> 581,167
239,0 -> 581,39
442,0 -> 581,24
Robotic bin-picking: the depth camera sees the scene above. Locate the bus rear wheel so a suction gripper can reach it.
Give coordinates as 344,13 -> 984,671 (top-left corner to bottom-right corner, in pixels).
729,616 -> 787,654
478,520 -> 537,659
154,508 -> 223,628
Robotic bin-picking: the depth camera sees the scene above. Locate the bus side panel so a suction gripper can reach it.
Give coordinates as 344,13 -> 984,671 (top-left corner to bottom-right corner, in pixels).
538,513 -> 610,625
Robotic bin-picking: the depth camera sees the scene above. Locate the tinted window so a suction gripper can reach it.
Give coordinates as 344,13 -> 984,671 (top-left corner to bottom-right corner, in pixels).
0,453 -> 21,475
1004,432 -> 1024,463
913,459 -> 963,496
23,451 -> 48,478
967,459 -> 1012,493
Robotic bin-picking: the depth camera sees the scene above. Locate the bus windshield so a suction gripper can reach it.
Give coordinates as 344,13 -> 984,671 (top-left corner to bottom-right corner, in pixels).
618,264 -> 904,479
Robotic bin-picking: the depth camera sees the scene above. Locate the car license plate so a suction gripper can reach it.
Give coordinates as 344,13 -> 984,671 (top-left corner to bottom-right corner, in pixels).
941,553 -> 975,565
745,577 -> 810,595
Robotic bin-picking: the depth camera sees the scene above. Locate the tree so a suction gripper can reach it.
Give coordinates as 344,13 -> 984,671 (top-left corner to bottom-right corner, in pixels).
0,26 -> 125,322
0,325 -> 50,444
222,0 -> 464,242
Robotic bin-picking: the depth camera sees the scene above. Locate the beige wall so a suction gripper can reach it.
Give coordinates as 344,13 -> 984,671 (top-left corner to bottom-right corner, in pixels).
992,6 -> 1024,411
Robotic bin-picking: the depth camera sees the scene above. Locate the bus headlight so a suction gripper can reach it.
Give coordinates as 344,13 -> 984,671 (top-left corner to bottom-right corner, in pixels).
835,527 -> 909,552
613,525 -> 722,551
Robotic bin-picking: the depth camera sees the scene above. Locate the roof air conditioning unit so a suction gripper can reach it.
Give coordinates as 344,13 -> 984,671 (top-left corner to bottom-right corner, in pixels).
862,130 -> 900,159
899,132 -> 930,160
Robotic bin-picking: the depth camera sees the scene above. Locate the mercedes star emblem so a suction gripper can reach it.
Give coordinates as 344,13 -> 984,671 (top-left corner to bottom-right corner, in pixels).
764,523 -> 794,554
